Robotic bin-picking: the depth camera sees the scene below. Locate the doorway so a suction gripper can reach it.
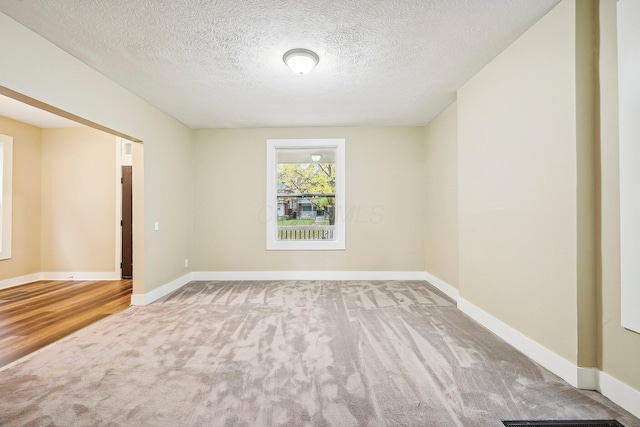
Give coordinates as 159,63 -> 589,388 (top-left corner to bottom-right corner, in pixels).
121,165 -> 133,279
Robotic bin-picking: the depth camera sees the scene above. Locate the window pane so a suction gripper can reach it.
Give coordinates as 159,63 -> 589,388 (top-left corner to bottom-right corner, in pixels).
276,148 -> 336,241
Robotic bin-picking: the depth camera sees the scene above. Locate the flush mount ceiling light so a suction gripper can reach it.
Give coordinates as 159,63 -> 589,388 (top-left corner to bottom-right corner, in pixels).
283,48 -> 319,75
311,154 -> 322,162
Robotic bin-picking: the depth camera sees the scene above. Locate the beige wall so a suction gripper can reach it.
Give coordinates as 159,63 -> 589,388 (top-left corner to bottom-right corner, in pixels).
132,141 -> 145,294
457,0 -> 579,363
423,102 -> 458,288
574,0 -> 599,370
40,128 -> 116,272
0,116 -> 41,280
420,0 -> 640,396
0,11 -> 194,293
193,127 -> 425,272
599,0 -> 640,391
0,121 -> 122,280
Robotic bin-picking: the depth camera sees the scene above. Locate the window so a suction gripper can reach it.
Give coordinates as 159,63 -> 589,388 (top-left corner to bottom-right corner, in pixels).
0,134 -> 13,260
266,138 -> 345,250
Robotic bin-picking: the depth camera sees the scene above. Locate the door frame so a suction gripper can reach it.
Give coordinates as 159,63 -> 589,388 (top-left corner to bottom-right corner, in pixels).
115,138 -> 133,279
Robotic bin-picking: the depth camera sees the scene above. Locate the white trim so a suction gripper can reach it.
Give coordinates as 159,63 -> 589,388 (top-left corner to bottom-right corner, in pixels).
40,272 -> 120,281
130,272 -> 192,306
423,271 -> 459,302
457,297 -> 587,389
115,140 -> 123,279
600,371 -> 640,419
0,272 -> 121,290
576,367 -> 600,391
118,137 -> 133,167
0,273 -> 42,290
618,0 -> 640,335
115,137 -> 135,280
191,270 -> 428,282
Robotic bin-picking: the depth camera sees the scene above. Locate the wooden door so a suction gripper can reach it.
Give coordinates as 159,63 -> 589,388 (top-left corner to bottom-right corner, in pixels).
121,166 -> 133,279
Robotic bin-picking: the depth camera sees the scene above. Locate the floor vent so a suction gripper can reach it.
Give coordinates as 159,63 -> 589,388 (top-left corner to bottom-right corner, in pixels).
502,421 -> 625,427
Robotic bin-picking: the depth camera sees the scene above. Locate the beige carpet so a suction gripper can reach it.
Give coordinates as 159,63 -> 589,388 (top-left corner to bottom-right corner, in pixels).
0,280 -> 638,426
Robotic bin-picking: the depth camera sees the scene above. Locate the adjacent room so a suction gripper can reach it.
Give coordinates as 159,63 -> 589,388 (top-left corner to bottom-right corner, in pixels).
0,97 -> 134,366
0,0 -> 639,425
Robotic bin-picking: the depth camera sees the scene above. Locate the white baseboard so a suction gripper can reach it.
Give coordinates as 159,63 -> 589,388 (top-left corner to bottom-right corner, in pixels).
576,367 -> 600,391
455,296 -> 640,418
457,296 -> 588,389
40,272 -> 120,281
0,271 -> 120,290
191,271 -> 429,281
600,371 -> 640,419
0,273 -> 42,290
423,271 -> 459,302
131,272 -> 193,306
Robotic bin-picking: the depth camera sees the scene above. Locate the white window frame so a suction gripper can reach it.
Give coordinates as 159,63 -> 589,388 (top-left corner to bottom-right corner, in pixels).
0,134 -> 13,260
618,0 -> 640,334
266,138 -> 346,251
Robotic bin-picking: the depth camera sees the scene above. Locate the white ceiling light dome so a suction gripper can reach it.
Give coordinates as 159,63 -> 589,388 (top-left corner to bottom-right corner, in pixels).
283,48 -> 319,75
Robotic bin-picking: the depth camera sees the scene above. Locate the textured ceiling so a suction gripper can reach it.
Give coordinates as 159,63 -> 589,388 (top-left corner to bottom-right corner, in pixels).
0,0 -> 559,129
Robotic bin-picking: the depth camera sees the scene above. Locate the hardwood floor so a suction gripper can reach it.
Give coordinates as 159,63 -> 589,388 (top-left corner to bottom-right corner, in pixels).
0,279 -> 132,368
